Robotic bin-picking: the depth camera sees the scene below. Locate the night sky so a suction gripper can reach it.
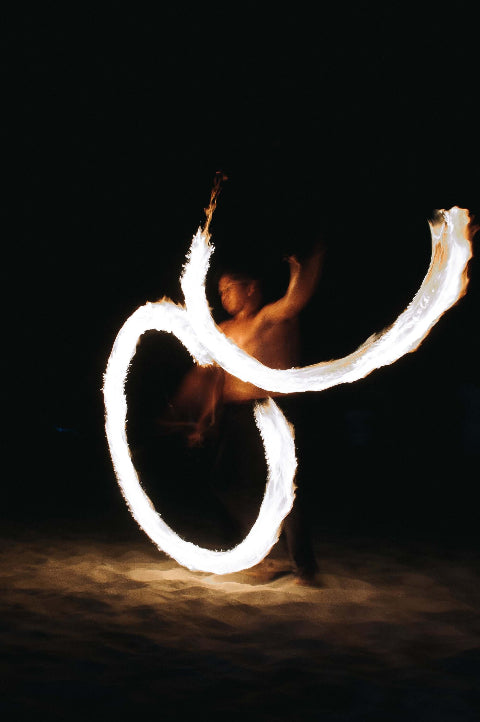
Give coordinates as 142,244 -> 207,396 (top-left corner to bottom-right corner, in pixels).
5,4 -> 480,541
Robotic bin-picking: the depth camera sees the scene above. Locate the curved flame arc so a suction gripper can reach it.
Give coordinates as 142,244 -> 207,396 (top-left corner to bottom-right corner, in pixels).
181,207 -> 472,393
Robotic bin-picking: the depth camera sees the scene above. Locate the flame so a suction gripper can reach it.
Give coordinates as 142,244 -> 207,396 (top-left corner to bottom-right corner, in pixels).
181,207 -> 472,393
104,205 -> 472,574
203,170 -> 227,237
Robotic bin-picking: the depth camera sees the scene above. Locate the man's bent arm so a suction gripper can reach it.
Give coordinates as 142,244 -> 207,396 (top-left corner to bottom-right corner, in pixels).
258,244 -> 324,325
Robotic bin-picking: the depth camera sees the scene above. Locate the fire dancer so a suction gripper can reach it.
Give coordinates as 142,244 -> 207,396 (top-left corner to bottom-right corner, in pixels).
170,243 -> 325,584
189,248 -> 323,435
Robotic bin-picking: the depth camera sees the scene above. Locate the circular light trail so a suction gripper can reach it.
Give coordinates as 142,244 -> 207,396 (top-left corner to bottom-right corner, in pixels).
104,206 -> 472,574
103,302 -> 297,574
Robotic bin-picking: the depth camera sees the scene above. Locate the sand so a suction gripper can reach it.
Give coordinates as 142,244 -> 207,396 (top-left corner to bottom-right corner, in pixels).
2,522 -> 480,721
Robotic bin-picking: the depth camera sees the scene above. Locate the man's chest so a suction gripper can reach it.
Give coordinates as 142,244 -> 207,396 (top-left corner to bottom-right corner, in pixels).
221,318 -> 260,350
221,317 -> 297,363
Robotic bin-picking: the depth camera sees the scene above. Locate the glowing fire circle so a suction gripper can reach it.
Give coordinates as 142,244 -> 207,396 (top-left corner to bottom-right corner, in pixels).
104,207 -> 472,574
103,302 -> 297,574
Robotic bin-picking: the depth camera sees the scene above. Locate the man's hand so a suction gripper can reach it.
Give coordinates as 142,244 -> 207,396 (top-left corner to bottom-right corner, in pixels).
286,255 -> 301,277
187,427 -> 205,447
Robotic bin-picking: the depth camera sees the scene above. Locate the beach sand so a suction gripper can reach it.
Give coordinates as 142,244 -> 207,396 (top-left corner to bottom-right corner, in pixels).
2,520 -> 480,721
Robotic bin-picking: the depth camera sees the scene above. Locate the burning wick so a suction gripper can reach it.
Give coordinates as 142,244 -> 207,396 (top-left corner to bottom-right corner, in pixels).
203,170 -> 228,237
104,202 -> 473,574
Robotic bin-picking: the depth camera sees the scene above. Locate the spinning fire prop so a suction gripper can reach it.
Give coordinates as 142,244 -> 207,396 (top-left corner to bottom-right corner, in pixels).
104,192 -> 473,574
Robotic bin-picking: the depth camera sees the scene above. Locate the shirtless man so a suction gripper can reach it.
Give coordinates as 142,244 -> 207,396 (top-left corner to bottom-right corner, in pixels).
169,245 -> 324,584
175,246 -> 324,445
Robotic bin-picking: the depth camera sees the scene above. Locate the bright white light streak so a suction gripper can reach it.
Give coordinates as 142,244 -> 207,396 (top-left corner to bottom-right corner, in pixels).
181,207 -> 473,393
103,301 -> 297,574
104,205 -> 472,574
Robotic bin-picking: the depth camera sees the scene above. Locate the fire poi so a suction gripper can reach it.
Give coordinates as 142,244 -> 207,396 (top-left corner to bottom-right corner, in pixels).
103,180 -> 473,574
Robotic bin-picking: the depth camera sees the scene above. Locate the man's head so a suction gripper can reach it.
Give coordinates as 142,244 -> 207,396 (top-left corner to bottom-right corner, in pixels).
218,273 -> 262,316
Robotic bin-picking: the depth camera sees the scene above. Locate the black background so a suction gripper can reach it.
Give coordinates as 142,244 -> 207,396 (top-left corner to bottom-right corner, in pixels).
4,3 -> 480,542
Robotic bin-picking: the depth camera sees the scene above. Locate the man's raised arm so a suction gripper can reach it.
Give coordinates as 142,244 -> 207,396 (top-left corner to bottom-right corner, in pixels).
258,244 -> 325,325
